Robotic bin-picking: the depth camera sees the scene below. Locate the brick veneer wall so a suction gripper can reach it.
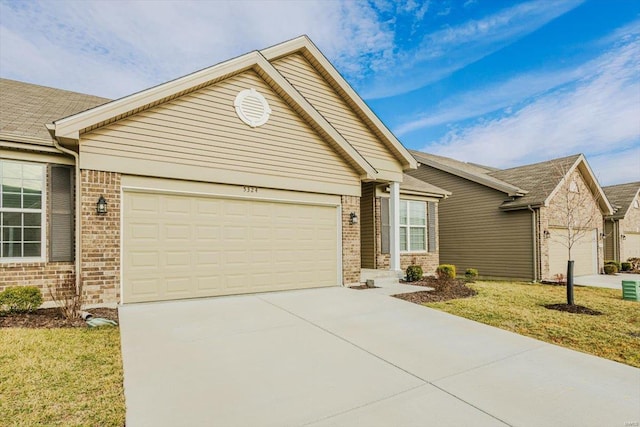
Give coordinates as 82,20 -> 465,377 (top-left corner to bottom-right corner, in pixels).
341,196 -> 360,285
80,170 -> 121,306
619,192 -> 640,261
0,164 -> 75,301
373,197 -> 440,276
540,169 -> 604,280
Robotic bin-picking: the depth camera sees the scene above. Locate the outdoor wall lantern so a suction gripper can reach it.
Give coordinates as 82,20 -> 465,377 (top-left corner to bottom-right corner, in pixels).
96,196 -> 108,215
621,234 -> 627,241
599,232 -> 606,239
543,229 -> 551,239
350,212 -> 358,225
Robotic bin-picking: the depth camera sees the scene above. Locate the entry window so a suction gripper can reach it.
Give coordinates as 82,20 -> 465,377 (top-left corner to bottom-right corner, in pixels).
400,200 -> 426,252
0,160 -> 44,260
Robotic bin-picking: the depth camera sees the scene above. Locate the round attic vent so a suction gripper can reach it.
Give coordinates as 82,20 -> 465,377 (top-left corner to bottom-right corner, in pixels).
234,88 -> 272,127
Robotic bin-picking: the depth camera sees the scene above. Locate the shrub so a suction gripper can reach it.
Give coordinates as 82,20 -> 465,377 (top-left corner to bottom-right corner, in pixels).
603,264 -> 618,275
405,265 -> 423,282
627,257 -> 640,271
0,286 -> 43,313
605,260 -> 621,271
436,264 -> 456,280
621,262 -> 632,272
464,268 -> 478,282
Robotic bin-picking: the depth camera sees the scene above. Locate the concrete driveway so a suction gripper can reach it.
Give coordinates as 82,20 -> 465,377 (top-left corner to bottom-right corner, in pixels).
119,287 -> 640,427
575,273 -> 640,289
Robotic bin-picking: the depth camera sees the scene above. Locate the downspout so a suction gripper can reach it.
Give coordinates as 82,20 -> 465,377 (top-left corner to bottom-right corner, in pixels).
528,205 -> 538,282
51,137 -> 81,295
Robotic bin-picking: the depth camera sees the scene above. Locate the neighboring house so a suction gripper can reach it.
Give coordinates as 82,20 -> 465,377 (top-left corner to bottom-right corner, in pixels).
0,36 -> 447,306
603,182 -> 640,262
409,151 -> 613,281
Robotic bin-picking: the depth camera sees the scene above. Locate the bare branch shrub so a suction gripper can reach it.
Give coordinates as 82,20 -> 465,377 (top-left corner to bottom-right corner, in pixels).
48,278 -> 84,320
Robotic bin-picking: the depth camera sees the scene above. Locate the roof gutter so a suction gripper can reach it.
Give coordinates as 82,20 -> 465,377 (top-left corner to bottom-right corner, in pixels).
47,124 -> 82,296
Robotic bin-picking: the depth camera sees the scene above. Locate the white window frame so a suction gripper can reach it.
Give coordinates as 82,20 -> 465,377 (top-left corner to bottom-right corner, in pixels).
399,200 -> 427,253
0,159 -> 46,263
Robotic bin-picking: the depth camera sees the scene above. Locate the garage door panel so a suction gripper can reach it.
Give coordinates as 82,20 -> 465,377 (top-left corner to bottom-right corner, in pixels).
123,190 -> 339,303
549,228 -> 597,277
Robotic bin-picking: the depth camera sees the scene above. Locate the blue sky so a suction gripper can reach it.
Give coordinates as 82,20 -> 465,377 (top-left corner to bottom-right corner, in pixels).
1,0 -> 638,185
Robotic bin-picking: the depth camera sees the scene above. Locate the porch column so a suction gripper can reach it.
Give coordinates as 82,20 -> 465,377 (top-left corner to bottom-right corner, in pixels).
389,181 -> 401,272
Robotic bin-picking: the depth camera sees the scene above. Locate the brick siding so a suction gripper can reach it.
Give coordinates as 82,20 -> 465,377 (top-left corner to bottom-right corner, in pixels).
341,195 -> 360,285
80,170 -> 121,305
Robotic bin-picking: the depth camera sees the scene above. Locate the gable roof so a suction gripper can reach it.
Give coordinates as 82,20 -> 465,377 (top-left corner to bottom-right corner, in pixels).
400,174 -> 451,198
494,154 -> 612,214
411,150 -> 613,214
261,36 -> 417,171
410,150 -> 527,196
48,35 -> 424,181
603,181 -> 640,219
490,154 -> 581,209
0,78 -> 109,146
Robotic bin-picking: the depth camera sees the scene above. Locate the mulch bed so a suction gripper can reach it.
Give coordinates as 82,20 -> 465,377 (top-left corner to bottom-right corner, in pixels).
350,283 -> 380,290
543,304 -> 602,316
394,277 -> 477,304
0,307 -> 119,329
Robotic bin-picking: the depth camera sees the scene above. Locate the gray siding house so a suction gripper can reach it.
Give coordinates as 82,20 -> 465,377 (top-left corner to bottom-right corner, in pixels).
409,151 -> 613,281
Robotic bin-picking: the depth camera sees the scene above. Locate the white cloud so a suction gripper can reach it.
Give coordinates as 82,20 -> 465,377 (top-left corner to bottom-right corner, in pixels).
424,35 -> 640,185
394,66 -> 587,135
589,146 -> 640,186
362,0 -> 584,98
0,0 -> 394,98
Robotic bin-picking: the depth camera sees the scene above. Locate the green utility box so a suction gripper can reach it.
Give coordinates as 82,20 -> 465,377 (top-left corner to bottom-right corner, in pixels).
621,280 -> 640,302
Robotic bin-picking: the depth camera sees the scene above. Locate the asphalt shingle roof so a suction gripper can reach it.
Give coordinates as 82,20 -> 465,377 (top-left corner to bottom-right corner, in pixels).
0,78 -> 110,142
602,182 -> 640,218
409,150 -> 526,195
401,173 -> 450,197
489,154 -> 582,209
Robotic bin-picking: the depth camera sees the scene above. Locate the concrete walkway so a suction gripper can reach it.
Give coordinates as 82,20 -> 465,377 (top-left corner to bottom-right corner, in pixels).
575,273 -> 640,289
119,287 -> 640,427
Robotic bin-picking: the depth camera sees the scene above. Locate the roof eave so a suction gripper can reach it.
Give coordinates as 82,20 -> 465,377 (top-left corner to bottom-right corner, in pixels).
415,155 -> 527,196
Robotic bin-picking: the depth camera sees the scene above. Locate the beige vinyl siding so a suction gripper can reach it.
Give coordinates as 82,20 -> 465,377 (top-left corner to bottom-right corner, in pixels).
272,54 -> 403,181
408,167 -> 534,280
360,182 -> 376,269
80,69 -> 360,196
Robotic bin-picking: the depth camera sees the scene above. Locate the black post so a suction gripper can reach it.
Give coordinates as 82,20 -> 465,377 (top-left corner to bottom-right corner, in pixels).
567,260 -> 574,306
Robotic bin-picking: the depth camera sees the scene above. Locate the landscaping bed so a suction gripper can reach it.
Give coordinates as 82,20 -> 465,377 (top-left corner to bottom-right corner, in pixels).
0,307 -> 118,328
394,276 -> 477,303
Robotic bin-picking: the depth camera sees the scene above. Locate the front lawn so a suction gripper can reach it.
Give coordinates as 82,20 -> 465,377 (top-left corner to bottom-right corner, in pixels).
0,327 -> 125,426
425,281 -> 640,368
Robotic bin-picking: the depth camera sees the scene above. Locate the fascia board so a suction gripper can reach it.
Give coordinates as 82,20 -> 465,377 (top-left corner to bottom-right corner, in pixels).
416,155 -> 526,196
262,36 -> 417,171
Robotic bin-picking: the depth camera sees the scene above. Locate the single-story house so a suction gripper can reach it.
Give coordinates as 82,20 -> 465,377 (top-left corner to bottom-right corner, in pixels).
0,36 -> 448,306
408,151 -> 613,281
603,182 -> 640,262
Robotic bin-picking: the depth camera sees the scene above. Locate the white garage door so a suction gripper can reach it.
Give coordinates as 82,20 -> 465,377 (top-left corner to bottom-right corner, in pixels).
123,190 -> 339,303
549,228 -> 597,277
625,233 -> 640,259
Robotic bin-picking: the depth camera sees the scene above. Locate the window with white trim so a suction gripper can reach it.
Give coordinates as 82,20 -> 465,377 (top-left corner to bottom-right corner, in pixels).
400,200 -> 427,252
1,160 -> 45,260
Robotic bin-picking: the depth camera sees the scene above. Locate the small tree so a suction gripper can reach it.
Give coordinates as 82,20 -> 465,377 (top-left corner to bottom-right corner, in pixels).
547,160 -> 602,305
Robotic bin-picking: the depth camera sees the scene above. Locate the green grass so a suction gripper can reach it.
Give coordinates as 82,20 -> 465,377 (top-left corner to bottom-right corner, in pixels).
0,327 -> 125,426
426,281 -> 640,368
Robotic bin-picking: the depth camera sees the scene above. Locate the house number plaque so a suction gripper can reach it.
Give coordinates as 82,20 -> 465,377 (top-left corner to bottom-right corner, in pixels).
243,186 -> 258,193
